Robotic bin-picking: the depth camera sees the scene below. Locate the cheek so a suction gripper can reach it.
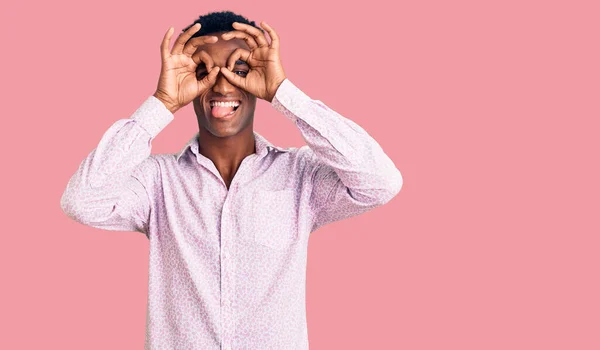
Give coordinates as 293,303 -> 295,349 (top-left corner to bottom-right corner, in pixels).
192,99 -> 206,116
194,95 -> 208,108
242,101 -> 255,114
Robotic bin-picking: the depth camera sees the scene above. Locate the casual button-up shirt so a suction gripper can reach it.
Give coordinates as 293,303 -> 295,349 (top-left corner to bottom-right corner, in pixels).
60,78 -> 403,350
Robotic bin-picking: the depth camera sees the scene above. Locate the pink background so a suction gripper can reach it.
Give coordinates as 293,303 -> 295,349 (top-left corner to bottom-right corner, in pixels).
2,0 -> 599,348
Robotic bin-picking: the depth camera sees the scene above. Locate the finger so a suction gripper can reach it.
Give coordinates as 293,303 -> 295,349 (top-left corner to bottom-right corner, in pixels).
220,66 -> 246,90
231,22 -> 269,47
192,50 -> 215,77
226,47 -> 252,71
198,66 -> 220,91
182,35 -> 218,56
220,30 -> 258,50
160,27 -> 174,61
171,23 -> 201,55
192,50 -> 214,68
260,21 -> 279,50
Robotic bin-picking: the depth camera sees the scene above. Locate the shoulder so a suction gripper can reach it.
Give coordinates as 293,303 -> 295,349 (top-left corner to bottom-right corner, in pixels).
267,146 -> 322,188
290,145 -> 321,172
131,155 -> 162,180
270,145 -> 317,170
132,153 -> 185,182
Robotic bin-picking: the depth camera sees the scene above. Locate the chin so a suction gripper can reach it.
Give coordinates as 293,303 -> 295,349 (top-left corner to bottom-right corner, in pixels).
202,121 -> 246,138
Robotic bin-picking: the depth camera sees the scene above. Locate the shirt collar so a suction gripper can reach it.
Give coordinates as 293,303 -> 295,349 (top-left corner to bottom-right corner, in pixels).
176,130 -> 290,163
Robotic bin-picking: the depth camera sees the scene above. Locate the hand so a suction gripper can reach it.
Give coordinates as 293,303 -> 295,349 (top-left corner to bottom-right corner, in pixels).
219,21 -> 287,103
153,24 -> 221,114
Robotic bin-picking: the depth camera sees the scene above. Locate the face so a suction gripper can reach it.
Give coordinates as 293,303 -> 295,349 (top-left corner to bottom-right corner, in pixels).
192,32 -> 256,138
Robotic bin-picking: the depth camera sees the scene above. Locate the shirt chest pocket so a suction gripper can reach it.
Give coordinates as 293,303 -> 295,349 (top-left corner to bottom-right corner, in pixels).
245,189 -> 299,250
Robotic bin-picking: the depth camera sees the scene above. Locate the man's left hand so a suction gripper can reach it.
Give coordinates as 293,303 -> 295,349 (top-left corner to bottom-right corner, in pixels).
219,21 -> 286,103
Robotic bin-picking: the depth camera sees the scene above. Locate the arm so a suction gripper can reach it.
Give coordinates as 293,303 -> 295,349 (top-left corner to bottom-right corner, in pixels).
216,22 -> 402,229
60,23 -> 222,235
60,96 -> 173,235
271,79 -> 403,232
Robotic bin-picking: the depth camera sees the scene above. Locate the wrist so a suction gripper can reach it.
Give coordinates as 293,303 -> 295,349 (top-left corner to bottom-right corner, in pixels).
268,77 -> 287,103
153,92 -> 179,114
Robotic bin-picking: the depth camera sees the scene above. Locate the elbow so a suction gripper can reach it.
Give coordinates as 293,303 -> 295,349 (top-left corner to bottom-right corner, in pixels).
60,190 -> 103,227
354,167 -> 403,207
391,168 -> 403,195
378,167 -> 403,205
60,188 -> 77,220
60,187 -> 88,223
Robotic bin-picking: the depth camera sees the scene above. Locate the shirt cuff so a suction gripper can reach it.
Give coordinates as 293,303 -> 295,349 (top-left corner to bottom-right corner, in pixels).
271,79 -> 315,123
130,95 -> 175,138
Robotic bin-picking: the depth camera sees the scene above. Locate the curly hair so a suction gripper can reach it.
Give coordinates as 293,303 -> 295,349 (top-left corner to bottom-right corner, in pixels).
182,10 -> 264,40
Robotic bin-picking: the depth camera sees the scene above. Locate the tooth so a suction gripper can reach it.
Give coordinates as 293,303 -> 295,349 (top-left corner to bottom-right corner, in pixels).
210,101 -> 240,107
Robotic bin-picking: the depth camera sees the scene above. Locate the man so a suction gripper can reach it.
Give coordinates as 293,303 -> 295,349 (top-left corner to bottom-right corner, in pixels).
60,10 -> 402,350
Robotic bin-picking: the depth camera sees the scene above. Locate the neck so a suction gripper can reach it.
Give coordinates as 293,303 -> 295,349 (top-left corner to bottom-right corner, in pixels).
197,126 -> 256,186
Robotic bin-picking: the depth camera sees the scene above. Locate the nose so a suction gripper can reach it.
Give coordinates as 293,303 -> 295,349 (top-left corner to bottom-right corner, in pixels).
211,69 -> 236,95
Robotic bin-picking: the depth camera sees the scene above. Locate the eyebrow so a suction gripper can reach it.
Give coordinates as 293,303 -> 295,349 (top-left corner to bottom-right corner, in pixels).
197,60 -> 249,71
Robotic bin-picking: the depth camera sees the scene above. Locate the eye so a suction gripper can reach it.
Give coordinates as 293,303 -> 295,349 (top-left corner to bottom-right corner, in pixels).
197,70 -> 247,78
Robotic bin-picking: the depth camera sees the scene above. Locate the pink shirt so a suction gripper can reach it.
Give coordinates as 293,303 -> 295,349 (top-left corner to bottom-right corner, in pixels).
61,78 -> 403,349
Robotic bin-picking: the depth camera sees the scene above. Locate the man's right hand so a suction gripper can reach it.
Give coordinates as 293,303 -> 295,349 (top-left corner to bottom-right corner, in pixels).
153,23 -> 220,114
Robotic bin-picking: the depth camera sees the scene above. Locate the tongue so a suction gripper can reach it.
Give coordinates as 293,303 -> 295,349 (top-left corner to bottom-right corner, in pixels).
211,106 -> 234,118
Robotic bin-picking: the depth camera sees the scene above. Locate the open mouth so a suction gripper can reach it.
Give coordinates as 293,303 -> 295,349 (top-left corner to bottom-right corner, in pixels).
209,100 -> 241,119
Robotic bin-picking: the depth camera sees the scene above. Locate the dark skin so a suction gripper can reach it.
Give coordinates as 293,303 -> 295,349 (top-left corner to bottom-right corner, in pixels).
191,34 -> 257,187
153,21 -> 287,189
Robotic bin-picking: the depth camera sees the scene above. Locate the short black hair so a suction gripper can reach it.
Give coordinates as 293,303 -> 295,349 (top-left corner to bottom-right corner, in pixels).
182,10 -> 264,39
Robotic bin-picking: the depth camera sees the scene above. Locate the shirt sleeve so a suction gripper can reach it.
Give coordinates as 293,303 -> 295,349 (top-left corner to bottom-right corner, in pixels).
271,79 -> 403,232
60,95 -> 174,236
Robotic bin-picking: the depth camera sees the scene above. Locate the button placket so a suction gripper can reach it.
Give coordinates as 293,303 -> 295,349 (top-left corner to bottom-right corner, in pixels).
220,163 -> 249,350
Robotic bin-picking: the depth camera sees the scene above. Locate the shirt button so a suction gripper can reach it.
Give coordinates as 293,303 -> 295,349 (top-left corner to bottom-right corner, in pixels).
224,346 -> 232,350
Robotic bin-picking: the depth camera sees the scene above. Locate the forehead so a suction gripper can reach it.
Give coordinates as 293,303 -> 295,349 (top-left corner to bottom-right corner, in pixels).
194,32 -> 250,67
